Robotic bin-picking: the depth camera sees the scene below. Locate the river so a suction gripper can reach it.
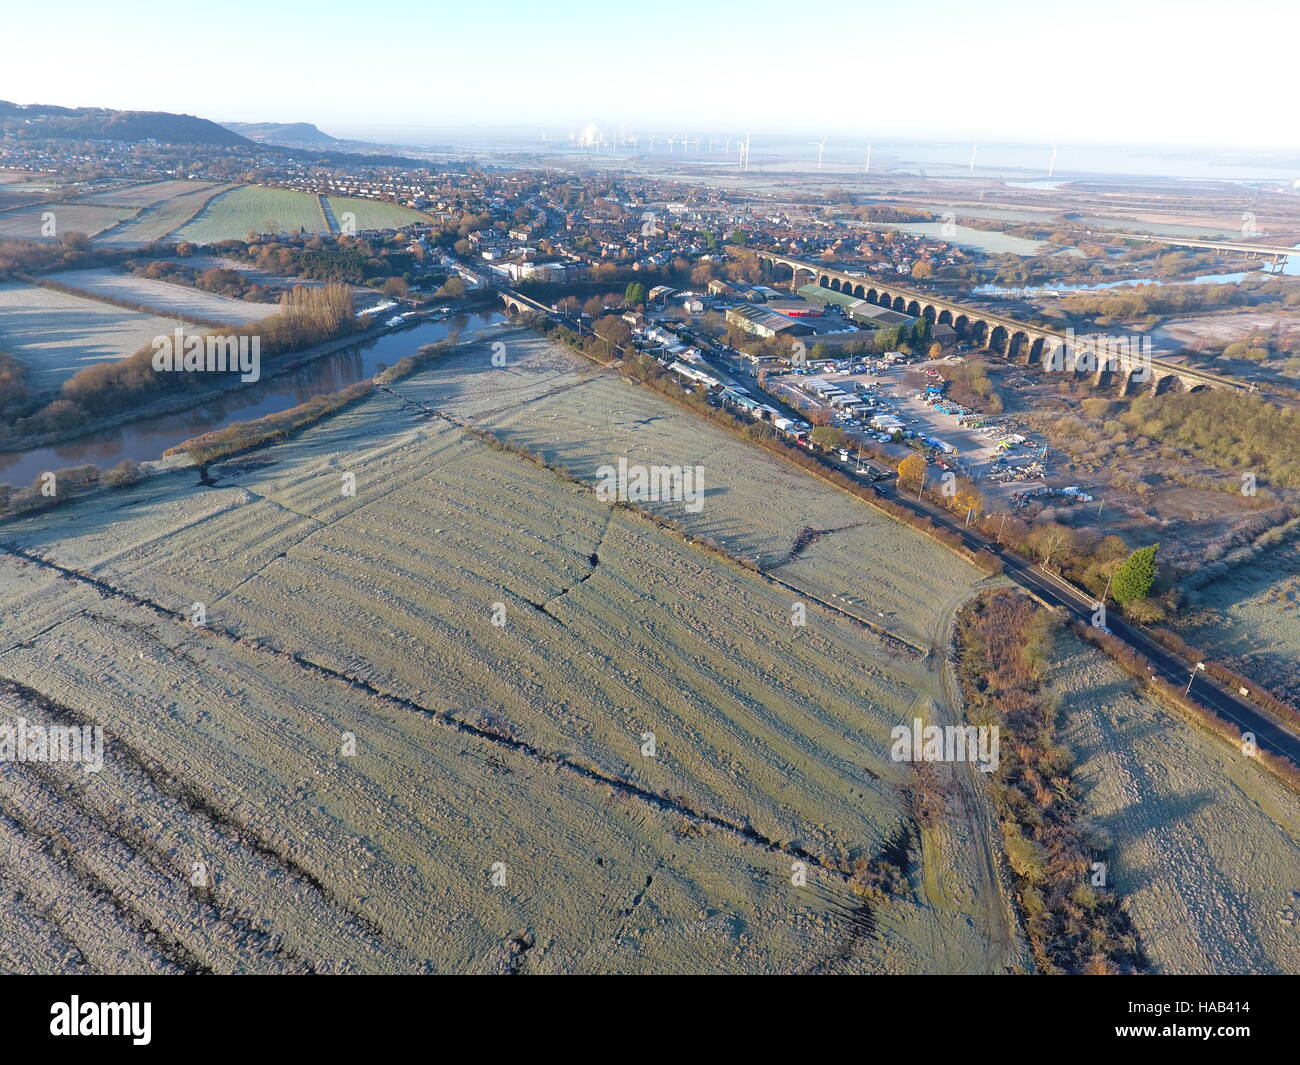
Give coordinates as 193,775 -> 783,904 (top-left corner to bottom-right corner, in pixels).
0,309 -> 506,487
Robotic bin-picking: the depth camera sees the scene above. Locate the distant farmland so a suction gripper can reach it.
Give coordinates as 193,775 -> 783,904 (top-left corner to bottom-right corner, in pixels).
0,186 -> 49,211
0,203 -> 135,242
77,179 -> 217,209
59,183 -> 435,247
174,186 -> 330,243
49,268 -> 280,327
95,183 -> 239,247
327,195 -> 431,232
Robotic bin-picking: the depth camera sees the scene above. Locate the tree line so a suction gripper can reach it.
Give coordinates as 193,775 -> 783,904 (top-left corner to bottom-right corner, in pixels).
2,283 -> 357,444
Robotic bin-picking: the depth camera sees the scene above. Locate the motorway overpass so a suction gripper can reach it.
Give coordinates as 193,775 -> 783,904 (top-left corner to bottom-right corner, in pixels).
1124,233 -> 1299,269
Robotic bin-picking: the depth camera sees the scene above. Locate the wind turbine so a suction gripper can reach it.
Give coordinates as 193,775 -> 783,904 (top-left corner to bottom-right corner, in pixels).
864,143 -> 872,175
968,142 -> 978,173
725,136 -> 732,154
667,135 -> 676,153
649,135 -> 656,152
815,136 -> 827,170
742,133 -> 751,172
1047,143 -> 1058,178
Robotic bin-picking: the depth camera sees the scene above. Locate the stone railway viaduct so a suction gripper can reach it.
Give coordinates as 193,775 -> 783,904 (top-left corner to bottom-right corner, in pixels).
755,253 -> 1246,396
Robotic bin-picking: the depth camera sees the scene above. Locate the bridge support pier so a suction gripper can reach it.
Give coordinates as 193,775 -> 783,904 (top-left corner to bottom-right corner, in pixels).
752,253 -> 1232,394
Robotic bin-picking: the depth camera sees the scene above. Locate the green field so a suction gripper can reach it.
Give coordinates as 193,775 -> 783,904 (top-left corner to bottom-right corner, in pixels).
327,195 -> 431,232
174,185 -> 330,243
95,183 -> 239,246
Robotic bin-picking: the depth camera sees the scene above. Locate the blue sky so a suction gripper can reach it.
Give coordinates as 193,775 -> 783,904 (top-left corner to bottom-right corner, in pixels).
3,0 -> 1297,148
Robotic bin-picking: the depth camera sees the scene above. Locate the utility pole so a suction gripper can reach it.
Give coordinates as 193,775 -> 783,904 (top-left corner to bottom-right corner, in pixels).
997,513 -> 1007,542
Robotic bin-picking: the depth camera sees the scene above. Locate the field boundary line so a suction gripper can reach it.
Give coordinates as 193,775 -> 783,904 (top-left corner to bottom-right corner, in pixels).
376,378 -> 931,655
166,183 -> 240,243
0,543 -> 895,886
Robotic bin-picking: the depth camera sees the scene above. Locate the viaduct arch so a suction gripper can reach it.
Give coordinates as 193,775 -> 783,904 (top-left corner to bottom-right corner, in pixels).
756,253 -> 1236,396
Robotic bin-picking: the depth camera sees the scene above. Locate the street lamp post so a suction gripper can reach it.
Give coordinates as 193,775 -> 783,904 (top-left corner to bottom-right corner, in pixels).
1185,661 -> 1206,696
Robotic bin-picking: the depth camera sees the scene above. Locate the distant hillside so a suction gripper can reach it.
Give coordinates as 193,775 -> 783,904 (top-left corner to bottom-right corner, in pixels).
0,100 -> 427,167
224,120 -> 422,159
223,121 -> 339,147
0,100 -> 253,147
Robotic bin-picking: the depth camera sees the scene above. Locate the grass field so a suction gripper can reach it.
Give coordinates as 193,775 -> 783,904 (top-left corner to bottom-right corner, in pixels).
1047,628 -> 1300,974
175,186 -> 330,244
326,196 -> 431,232
75,179 -> 217,208
0,331 -> 1011,973
0,282 -> 183,392
0,203 -> 136,242
0,172 -> 56,190
94,182 -> 239,247
391,331 -> 987,648
1180,539 -> 1300,703
49,267 -> 280,326
0,187 -> 49,211
12,324 -> 1283,973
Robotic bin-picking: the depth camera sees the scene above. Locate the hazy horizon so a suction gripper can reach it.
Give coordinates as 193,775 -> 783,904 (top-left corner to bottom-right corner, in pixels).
4,0 -> 1298,152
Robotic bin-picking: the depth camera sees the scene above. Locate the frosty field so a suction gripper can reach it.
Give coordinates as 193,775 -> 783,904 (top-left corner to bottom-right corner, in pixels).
76,179 -> 217,208
1047,629 -> 1300,974
391,330 -> 988,648
0,202 -> 135,241
0,336 -> 1013,973
1180,539 -> 1300,705
50,268 -> 281,326
0,282 -> 183,393
95,183 -> 240,247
